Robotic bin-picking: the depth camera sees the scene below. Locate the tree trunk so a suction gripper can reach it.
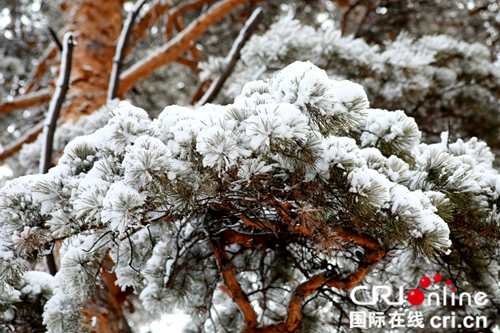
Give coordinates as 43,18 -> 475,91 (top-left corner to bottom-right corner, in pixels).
59,0 -> 125,121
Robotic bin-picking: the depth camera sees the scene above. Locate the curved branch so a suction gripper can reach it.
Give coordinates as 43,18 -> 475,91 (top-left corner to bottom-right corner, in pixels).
210,236 -> 259,329
0,88 -> 52,114
118,0 -> 250,97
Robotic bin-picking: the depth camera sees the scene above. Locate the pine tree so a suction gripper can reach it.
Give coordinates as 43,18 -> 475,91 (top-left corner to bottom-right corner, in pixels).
1,1 -> 500,332
1,61 -> 500,332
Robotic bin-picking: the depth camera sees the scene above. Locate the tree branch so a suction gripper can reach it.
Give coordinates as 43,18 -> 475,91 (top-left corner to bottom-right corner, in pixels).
0,89 -> 52,114
341,0 -> 361,36
165,0 -> 217,41
128,0 -> 171,53
173,56 -> 200,71
210,236 -> 259,329
195,7 -> 262,107
172,15 -> 205,60
40,33 -> 75,276
118,0 -> 250,97
253,247 -> 385,333
189,79 -> 212,105
0,122 -> 44,162
108,0 -> 148,101
40,32 -> 74,175
24,45 -> 58,94
47,27 -> 63,52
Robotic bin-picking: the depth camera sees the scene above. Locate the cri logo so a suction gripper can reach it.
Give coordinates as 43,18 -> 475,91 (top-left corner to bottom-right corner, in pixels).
350,273 -> 488,307
407,274 -> 454,305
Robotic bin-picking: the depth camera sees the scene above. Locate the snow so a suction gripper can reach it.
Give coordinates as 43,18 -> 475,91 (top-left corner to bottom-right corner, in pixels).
139,311 -> 190,333
20,271 -> 54,300
3,60 -> 499,332
359,109 -> 421,154
123,135 -> 171,187
101,181 -> 146,234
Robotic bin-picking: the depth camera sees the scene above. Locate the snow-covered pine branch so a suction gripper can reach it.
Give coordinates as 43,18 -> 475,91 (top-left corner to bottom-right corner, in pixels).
200,14 -> 500,152
1,61 -> 499,332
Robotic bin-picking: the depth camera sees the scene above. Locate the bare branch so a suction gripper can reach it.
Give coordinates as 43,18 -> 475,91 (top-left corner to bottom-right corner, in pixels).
108,0 -> 148,101
195,7 -> 262,107
189,79 -> 212,105
173,15 -> 205,60
40,32 -> 75,175
0,89 -> 52,114
47,27 -> 63,52
118,0 -> 250,97
24,45 -> 58,94
39,33 -> 75,276
174,56 -> 200,70
341,0 -> 361,36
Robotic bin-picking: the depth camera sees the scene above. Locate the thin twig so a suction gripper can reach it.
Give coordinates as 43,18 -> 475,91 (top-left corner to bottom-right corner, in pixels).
40,32 -> 74,174
108,0 -> 148,101
39,33 -> 74,276
195,7 -> 262,107
47,27 -> 63,52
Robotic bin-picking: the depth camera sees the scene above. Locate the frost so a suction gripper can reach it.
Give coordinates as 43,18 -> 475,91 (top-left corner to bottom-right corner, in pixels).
359,109 -> 421,156
102,181 -> 145,234
1,60 -> 497,332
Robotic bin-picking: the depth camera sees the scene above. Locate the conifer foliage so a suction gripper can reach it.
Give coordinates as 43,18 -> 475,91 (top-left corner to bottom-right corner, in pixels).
1,61 -> 500,332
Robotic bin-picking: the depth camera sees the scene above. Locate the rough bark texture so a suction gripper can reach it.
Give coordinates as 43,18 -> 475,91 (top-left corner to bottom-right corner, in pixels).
58,0 -> 125,121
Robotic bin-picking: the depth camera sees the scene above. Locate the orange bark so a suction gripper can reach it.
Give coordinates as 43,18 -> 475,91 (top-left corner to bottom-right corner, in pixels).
128,0 -> 171,52
190,79 -> 212,105
118,0 -> 250,97
81,256 -> 133,333
211,202 -> 385,333
0,89 -> 52,114
58,0 -> 125,121
210,237 -> 259,329
54,1 -> 133,331
249,250 -> 385,333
